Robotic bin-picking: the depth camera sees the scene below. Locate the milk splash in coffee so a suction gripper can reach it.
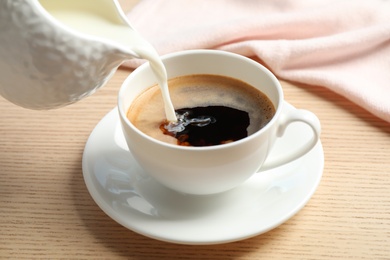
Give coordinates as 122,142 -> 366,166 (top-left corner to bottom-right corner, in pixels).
39,0 -> 177,122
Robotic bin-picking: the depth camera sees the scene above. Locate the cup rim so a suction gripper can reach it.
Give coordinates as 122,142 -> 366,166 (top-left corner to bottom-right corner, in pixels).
118,49 -> 283,151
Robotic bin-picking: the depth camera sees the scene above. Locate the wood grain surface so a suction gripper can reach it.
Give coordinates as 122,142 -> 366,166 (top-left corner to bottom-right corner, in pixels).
1,1 -> 389,259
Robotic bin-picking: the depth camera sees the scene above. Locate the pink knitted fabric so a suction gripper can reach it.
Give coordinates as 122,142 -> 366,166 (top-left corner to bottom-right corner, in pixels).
125,0 -> 390,123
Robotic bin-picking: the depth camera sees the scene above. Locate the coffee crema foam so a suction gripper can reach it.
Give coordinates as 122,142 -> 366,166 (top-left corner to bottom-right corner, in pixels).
127,74 -> 275,145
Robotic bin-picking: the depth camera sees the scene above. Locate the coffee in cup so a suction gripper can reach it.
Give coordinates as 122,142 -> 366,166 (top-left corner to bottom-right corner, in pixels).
127,74 -> 275,146
118,50 -> 320,195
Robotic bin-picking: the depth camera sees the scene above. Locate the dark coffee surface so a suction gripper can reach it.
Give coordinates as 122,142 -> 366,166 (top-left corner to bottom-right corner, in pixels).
160,106 -> 250,146
128,74 -> 275,146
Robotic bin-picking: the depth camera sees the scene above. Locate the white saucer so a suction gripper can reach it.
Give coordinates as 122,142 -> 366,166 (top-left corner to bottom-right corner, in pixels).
82,105 -> 324,245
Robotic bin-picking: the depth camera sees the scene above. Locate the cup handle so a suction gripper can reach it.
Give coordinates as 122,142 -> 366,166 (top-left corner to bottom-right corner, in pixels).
260,102 -> 321,171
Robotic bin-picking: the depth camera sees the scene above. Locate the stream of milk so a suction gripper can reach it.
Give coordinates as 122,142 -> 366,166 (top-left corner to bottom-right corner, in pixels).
39,0 -> 177,121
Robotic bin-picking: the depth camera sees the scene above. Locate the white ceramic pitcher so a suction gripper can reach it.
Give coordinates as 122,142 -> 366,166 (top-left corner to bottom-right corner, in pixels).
0,0 -> 153,109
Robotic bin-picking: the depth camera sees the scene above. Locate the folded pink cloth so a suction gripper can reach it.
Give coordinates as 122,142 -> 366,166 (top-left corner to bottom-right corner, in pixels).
125,0 -> 390,123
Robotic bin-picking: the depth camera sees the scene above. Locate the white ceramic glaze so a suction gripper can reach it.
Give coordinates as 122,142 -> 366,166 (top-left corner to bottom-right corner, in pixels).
82,108 -> 324,244
118,50 -> 321,195
0,0 -> 141,109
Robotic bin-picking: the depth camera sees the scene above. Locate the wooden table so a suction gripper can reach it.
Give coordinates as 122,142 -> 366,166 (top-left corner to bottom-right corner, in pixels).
1,1 -> 389,259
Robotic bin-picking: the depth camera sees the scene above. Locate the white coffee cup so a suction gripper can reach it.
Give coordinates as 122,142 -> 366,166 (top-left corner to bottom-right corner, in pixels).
118,50 -> 321,195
